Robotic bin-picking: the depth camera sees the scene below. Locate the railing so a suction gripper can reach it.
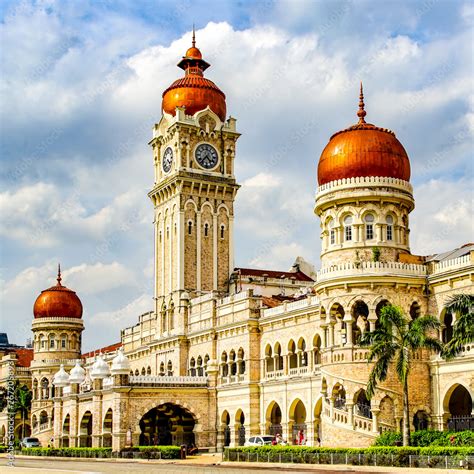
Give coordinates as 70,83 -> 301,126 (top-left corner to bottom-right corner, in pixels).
354,403 -> 372,419
447,415 -> 474,432
130,375 -> 207,386
219,290 -> 253,305
354,414 -> 372,432
432,254 -> 472,274
317,261 -> 426,281
316,176 -> 413,195
333,408 -> 348,424
265,370 -> 284,380
262,295 -> 319,318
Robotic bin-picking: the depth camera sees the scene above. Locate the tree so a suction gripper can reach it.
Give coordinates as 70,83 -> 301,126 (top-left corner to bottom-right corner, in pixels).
13,383 -> 32,440
442,294 -> 474,360
359,305 -> 443,446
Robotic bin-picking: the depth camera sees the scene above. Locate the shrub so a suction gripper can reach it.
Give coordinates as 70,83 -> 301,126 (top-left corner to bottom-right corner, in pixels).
0,445 -> 7,453
375,430 -> 474,447
20,447 -> 112,458
374,431 -> 402,446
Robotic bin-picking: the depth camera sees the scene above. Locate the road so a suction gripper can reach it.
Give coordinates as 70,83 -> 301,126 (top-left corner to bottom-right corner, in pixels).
1,457 -> 384,474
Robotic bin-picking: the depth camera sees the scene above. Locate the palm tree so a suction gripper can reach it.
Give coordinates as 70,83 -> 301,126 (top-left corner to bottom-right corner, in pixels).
442,294 -> 474,359
13,383 -> 32,441
359,305 -> 443,446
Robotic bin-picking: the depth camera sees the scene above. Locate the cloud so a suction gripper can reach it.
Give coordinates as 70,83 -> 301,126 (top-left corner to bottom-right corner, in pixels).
249,242 -> 306,270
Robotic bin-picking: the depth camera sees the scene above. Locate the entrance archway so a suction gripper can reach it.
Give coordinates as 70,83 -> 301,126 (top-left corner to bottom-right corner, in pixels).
445,384 -> 473,431
103,408 -> 113,447
139,403 -> 195,446
62,414 -> 70,447
221,411 -> 230,447
235,410 -> 245,446
266,401 -> 282,435
79,411 -> 93,447
289,399 -> 306,444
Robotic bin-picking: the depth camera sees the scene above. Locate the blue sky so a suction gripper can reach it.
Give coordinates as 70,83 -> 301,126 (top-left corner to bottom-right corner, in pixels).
1,0 -> 473,351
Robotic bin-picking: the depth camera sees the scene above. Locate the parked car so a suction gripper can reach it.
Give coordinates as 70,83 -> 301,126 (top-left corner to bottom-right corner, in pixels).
20,437 -> 41,448
245,435 -> 275,446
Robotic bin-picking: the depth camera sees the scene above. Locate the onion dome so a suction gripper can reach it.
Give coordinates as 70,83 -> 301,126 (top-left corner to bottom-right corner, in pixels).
33,265 -> 83,319
111,347 -> 131,375
317,83 -> 411,185
90,354 -> 111,380
53,364 -> 70,387
162,27 -> 226,121
69,360 -> 86,384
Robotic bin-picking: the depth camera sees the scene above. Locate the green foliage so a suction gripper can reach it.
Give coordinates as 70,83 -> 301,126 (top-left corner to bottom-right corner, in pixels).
374,431 -> 402,446
224,445 -> 474,467
21,447 -> 112,458
372,247 -> 381,262
374,430 -> 474,447
0,445 -> 7,453
136,446 -> 181,459
442,294 -> 474,359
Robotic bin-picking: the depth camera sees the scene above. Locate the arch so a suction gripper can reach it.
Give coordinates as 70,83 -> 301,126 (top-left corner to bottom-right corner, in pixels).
234,409 -> 246,446
288,340 -> 297,369
266,401 -> 283,436
352,300 -> 369,343
354,388 -> 372,419
62,413 -> 70,447
139,403 -> 196,447
39,410 -> 48,425
167,360 -> 173,376
409,301 -> 421,321
413,410 -> 430,431
442,310 -> 454,343
102,408 -> 113,447
312,334 -> 322,365
379,395 -> 396,428
332,383 -> 346,409
289,399 -> 307,444
444,384 -> 472,416
79,411 -> 93,447
274,342 -> 283,370
141,367 -> 146,376
40,377 -> 49,400
221,410 -> 231,447
147,366 -> 151,375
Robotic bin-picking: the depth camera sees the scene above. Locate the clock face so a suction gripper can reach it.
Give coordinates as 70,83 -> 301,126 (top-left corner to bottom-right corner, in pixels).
162,147 -> 173,173
195,143 -> 218,170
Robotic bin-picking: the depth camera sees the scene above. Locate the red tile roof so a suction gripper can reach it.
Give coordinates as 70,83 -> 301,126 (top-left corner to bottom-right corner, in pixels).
234,268 -> 314,282
82,342 -> 122,359
12,348 -> 34,367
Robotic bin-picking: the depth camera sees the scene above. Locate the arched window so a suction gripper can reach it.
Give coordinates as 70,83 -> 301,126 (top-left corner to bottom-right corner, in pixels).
220,225 -> 225,239
49,334 -> 55,349
134,369 -> 139,376
204,222 -> 209,237
167,360 -> 173,376
141,367 -> 146,376
39,334 -> 45,350
204,354 -> 210,375
386,215 -> 394,241
187,220 -> 193,235
197,356 -> 203,376
344,215 -> 352,241
159,362 -> 165,376
61,335 -> 67,349
328,218 -> 335,245
146,366 -> 151,375
364,214 -> 374,240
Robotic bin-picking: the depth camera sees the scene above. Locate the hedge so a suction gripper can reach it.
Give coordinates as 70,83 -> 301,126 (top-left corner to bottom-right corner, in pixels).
0,445 -> 6,453
19,446 -> 181,459
224,446 -> 474,469
375,430 -> 474,447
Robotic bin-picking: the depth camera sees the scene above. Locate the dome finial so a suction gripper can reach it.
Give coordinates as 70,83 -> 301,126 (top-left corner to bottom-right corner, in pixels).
192,24 -> 196,47
357,81 -> 367,124
57,263 -> 62,286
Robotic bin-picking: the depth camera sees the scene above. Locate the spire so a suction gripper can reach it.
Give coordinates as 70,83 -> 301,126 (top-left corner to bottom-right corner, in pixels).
192,24 -> 196,47
357,81 -> 367,124
56,263 -> 62,286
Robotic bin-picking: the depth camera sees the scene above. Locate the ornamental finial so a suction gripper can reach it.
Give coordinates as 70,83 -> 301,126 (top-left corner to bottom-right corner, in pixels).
357,81 -> 367,124
192,24 -> 196,47
57,263 -> 62,286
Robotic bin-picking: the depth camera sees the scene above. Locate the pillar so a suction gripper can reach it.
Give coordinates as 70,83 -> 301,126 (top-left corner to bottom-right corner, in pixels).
346,403 -> 354,428
328,322 -> 335,347
329,398 -> 335,422
345,320 -> 354,345
371,408 -> 380,434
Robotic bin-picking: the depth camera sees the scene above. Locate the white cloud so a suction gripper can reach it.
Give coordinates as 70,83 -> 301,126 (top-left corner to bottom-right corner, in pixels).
250,242 -> 306,270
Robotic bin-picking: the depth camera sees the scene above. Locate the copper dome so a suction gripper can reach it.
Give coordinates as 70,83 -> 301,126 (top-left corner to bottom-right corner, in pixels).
33,266 -> 83,319
161,30 -> 226,121
317,84 -> 411,185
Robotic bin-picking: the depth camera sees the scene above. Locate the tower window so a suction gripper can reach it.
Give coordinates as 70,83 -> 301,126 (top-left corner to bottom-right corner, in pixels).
61,338 -> 66,349
204,223 -> 209,237
344,216 -> 352,241
365,214 -> 374,240
328,218 -> 335,245
220,225 -> 225,239
386,215 -> 393,241
50,339 -> 55,348
187,221 -> 193,235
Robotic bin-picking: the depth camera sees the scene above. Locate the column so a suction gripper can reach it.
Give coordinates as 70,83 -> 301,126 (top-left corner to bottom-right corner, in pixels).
345,319 -> 353,345
321,324 -> 328,348
329,322 -> 335,347
346,403 -> 354,428
196,211 -> 202,291
368,311 -> 377,332
178,210 -> 184,290
329,398 -> 335,422
371,408 -> 380,434
283,354 -> 288,376
213,213 -> 218,290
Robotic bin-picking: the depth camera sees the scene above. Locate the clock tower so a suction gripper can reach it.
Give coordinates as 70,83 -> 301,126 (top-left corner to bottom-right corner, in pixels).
149,32 -> 240,336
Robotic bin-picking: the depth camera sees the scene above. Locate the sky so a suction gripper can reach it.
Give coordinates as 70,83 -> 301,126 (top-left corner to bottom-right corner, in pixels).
0,0 -> 473,351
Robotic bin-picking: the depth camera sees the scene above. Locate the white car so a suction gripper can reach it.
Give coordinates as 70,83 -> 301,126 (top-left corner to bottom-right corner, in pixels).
245,435 -> 275,446
20,437 -> 41,448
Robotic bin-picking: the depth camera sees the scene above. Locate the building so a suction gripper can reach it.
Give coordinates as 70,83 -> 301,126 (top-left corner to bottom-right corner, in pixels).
1,32 -> 473,450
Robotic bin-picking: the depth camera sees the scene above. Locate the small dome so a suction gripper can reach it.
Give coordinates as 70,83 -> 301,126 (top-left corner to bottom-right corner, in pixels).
317,84 -> 411,186
90,354 -> 111,380
33,265 -> 83,319
162,30 -> 226,121
111,347 -> 131,375
53,364 -> 70,387
69,360 -> 86,384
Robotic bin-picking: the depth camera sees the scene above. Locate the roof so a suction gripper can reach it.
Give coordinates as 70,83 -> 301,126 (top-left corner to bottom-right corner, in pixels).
82,342 -> 122,359
234,267 -> 314,282
262,294 -> 309,309
425,243 -> 474,263
12,348 -> 34,367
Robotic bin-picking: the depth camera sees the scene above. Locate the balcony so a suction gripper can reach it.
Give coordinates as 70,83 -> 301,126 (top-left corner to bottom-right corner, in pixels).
130,375 -> 208,387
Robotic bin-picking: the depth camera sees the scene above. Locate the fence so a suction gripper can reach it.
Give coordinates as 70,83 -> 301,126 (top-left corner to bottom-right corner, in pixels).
448,416 -> 474,432
223,449 -> 473,469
